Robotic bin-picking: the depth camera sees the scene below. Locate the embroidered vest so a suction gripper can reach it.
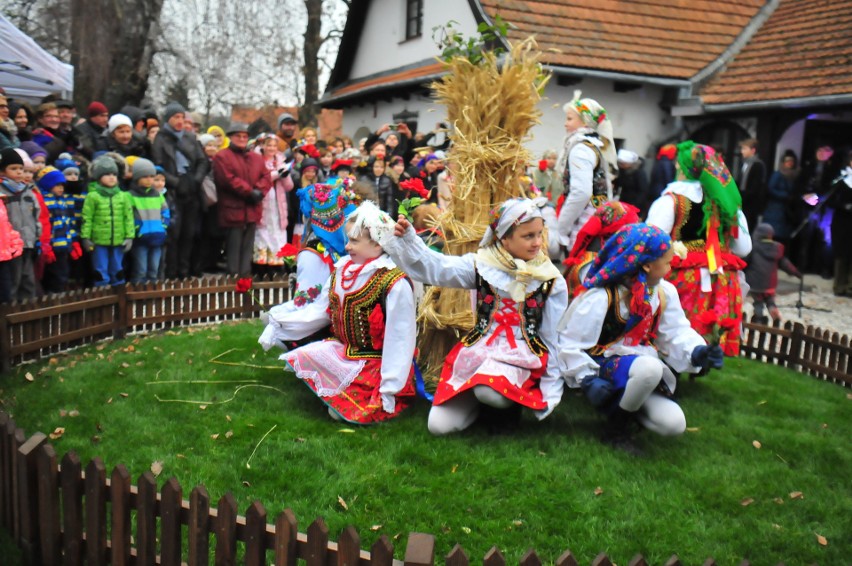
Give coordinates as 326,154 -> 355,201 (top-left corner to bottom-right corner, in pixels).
461,270 -> 554,357
670,193 -> 732,253
563,137 -> 609,203
327,267 -> 408,359
588,286 -> 665,356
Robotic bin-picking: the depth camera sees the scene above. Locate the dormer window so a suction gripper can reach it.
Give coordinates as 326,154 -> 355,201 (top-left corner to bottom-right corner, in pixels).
405,0 -> 423,40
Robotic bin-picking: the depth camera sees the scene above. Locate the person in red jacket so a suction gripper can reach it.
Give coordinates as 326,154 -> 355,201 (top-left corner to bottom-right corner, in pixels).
212,122 -> 271,276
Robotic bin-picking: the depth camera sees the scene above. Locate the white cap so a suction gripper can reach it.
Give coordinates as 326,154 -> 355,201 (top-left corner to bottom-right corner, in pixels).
108,113 -> 133,133
617,149 -> 639,164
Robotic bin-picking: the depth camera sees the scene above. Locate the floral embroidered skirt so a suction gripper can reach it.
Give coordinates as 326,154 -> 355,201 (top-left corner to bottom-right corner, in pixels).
284,339 -> 415,424
667,263 -> 744,356
433,338 -> 548,410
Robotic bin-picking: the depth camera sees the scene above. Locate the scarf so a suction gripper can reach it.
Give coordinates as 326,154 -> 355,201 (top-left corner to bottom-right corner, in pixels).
583,223 -> 672,346
164,123 -> 189,174
0,178 -> 26,194
475,244 -> 561,302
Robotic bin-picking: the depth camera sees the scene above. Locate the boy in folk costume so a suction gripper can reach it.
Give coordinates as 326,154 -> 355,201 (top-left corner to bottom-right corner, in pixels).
259,201 -> 416,424
646,141 -> 752,355
383,198 -> 568,436
555,91 -> 618,250
559,224 -> 724,455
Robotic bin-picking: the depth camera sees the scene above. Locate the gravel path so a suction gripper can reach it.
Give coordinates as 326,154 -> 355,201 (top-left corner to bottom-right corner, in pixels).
742,272 -> 852,336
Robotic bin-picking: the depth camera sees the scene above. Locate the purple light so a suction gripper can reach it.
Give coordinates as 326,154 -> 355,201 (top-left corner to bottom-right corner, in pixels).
806,113 -> 819,120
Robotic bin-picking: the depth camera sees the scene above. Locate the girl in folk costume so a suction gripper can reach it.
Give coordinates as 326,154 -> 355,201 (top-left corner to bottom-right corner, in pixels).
259,201 -> 417,424
563,201 -> 640,298
645,141 -> 751,356
253,133 -> 294,270
382,198 -> 568,436
559,224 -> 724,455
555,91 -> 618,250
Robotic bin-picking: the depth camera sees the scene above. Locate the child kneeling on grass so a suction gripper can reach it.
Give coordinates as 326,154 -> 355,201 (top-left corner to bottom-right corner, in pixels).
559,223 -> 723,455
259,201 -> 416,424
382,197 -> 568,436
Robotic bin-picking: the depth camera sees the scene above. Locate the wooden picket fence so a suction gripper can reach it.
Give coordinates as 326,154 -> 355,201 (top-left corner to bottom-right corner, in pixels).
740,318 -> 851,387
0,411 -> 793,566
0,275 -> 292,373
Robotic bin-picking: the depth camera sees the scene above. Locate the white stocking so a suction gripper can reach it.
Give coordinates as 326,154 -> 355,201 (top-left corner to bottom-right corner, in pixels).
636,392 -> 686,436
427,390 -> 480,436
619,355 -> 663,412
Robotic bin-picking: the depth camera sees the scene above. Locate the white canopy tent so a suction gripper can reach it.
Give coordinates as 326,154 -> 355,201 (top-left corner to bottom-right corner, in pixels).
0,13 -> 73,102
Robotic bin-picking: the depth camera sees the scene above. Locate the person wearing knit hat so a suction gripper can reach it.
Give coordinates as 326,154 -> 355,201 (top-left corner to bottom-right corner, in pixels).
162,102 -> 185,125
36,166 -> 79,293
645,141 -> 752,356
108,114 -> 133,134
555,90 -> 618,253
1,146 -> 42,301
81,155 -> 135,286
0,147 -> 25,302
614,148 -> 651,217
559,223 -> 722,455
127,157 -> 169,284
106,114 -> 151,161
72,102 -> 110,160
382,197 -> 567,435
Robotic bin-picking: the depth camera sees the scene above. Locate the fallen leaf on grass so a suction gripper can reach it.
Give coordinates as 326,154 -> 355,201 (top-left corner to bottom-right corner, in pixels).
106,398 -> 113,404
790,491 -> 803,500
207,335 -> 221,341
210,433 -> 219,440
176,454 -> 186,459
338,428 -> 355,434
121,363 -> 130,369
68,409 -> 79,417
225,430 -> 233,438
153,346 -> 162,353
242,480 -> 251,487
686,427 -> 700,432
59,409 -> 67,417
821,423 -> 828,429
370,525 -> 382,531
772,523 -> 782,530
757,400 -> 767,405
461,527 -> 471,534
815,533 -> 828,546
594,487 -> 604,496
225,415 -> 231,422
199,405 -> 207,410
25,372 -> 34,382
338,496 -> 348,510
49,427 -> 65,439
294,437 -> 306,443
512,520 -> 523,526
96,345 -> 105,351
740,498 -> 754,506
451,464 -> 458,473
774,497 -> 784,504
49,358 -> 58,365
151,461 -> 164,477
752,440 -> 762,449
119,393 -> 129,398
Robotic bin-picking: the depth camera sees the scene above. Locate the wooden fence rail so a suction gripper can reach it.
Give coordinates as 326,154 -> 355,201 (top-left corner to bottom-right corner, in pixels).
0,275 -> 292,373
0,411 -> 791,566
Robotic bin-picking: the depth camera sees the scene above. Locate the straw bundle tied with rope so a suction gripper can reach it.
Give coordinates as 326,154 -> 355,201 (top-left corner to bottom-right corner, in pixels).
417,37 -> 549,381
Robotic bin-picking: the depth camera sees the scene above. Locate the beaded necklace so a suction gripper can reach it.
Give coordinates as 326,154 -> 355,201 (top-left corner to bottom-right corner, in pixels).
340,257 -> 377,291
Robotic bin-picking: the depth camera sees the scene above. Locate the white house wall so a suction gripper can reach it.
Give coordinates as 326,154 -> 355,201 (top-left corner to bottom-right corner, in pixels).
349,0 -> 478,79
341,76 -> 673,164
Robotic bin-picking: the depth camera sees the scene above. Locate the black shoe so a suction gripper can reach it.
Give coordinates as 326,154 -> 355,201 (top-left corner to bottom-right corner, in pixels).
602,406 -> 644,456
602,431 -> 645,457
478,403 -> 522,435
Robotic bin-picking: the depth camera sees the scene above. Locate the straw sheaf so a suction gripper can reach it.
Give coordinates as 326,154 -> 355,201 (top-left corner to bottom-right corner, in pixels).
416,37 -> 549,382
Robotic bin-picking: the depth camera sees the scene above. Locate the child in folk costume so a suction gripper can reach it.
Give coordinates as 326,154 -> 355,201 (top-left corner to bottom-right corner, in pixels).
555,91 -> 618,250
259,201 -> 417,424
563,201 -> 639,297
383,198 -> 568,436
559,224 -> 724,455
645,141 -> 751,356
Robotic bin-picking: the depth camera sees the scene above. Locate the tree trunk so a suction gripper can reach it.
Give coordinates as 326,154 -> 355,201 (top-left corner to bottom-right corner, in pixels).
70,0 -> 165,111
300,0 -> 323,128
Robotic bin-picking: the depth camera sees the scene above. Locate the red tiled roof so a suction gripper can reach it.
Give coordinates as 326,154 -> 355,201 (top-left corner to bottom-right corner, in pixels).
479,0 -> 766,79
326,62 -> 445,101
701,0 -> 852,105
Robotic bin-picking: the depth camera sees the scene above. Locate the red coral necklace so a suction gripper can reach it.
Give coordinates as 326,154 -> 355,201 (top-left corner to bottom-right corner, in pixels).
340,257 -> 376,291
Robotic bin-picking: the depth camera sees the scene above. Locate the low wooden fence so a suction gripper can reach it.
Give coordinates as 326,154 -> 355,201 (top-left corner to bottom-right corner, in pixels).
741,318 -> 851,387
0,411 -> 789,566
0,275 -> 292,373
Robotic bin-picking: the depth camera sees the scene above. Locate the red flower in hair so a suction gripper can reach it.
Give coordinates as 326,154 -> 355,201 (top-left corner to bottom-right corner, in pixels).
235,278 -> 253,294
368,304 -> 385,349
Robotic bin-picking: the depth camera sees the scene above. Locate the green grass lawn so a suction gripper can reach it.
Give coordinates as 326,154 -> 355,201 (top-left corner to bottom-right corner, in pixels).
1,321 -> 849,564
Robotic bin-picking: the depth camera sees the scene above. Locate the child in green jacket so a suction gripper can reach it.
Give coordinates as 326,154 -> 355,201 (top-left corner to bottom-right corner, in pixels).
80,156 -> 134,286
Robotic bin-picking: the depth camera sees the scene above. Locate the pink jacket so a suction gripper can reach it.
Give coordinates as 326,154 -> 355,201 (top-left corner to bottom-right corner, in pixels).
0,198 -> 24,262
259,151 -> 293,231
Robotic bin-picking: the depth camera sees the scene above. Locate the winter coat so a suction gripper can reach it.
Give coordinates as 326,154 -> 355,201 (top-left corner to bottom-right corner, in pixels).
212,145 -> 272,228
73,120 -> 108,160
151,125 -> 208,201
107,130 -> 152,159
0,180 -> 41,248
259,151 -> 293,231
650,157 -> 675,202
40,190 -> 77,249
358,172 -> 395,216
745,223 -> 800,293
614,158 -> 650,216
80,182 -> 135,246
828,171 -> 852,262
762,170 -> 796,240
33,190 -> 54,257
129,184 -> 170,247
0,198 -> 24,261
